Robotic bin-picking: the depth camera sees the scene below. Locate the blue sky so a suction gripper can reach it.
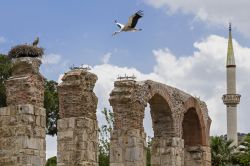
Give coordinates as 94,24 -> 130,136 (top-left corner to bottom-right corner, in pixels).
1,0 -> 250,158
1,0 -> 248,78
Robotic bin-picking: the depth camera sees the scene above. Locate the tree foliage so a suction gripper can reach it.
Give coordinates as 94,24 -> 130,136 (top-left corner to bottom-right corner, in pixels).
46,156 -> 57,166
44,80 -> 59,136
232,134 -> 250,165
99,108 -> 114,166
210,134 -> 250,166
210,136 -> 235,166
0,54 -> 11,107
146,137 -> 152,166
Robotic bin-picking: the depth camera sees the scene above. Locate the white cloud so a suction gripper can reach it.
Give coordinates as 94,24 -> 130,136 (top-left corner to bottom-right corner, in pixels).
144,0 -> 250,37
41,53 -> 70,77
152,35 -> 250,135
0,36 -> 6,44
42,53 -> 61,65
57,34 -> 250,138
102,52 -> 112,64
95,35 -> 250,137
90,64 -> 163,111
52,34 -> 250,159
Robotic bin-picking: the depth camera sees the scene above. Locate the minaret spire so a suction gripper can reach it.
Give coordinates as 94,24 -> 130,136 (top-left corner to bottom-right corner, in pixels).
227,23 -> 235,67
222,23 -> 241,146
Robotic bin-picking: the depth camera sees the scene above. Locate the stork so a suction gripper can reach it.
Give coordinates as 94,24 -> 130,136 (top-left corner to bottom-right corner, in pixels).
32,37 -> 39,47
112,10 -> 144,36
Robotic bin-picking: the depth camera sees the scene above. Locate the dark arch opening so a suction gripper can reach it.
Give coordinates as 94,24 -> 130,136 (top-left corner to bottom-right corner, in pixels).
148,94 -> 174,138
182,108 -> 202,146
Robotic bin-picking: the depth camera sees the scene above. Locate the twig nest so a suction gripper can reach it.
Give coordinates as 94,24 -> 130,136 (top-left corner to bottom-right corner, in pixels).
8,44 -> 44,59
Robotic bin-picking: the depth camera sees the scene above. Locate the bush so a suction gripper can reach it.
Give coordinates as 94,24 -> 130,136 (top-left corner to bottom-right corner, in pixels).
46,156 -> 57,166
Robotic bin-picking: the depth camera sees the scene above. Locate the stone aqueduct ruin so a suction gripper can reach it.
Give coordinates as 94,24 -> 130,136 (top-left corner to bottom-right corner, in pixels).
0,55 -> 211,165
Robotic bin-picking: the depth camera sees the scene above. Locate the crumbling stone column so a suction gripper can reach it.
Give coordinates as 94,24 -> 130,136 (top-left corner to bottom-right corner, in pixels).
57,69 -> 98,166
109,80 -> 148,166
0,57 -> 46,166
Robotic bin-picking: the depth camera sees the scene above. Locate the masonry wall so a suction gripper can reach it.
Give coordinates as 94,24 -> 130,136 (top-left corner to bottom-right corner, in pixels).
109,80 -> 211,166
57,69 -> 98,166
0,57 -> 46,166
109,80 -> 148,166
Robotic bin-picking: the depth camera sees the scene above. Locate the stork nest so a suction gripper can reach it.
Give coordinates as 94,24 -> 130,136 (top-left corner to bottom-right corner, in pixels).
8,45 -> 44,59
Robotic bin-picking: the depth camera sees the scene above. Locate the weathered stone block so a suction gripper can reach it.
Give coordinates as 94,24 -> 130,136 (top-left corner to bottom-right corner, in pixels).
35,116 -> 40,126
19,105 -> 34,115
68,117 -> 75,128
125,147 -> 144,161
110,163 -> 124,166
20,114 -> 34,124
110,147 -> 123,162
57,119 -> 68,130
58,131 -> 74,140
0,107 -> 10,116
24,138 -> 39,149
0,116 -> 11,127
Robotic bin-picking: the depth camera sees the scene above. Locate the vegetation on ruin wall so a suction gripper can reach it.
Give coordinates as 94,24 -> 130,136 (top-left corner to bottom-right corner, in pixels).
0,54 -> 58,136
8,45 -> 44,59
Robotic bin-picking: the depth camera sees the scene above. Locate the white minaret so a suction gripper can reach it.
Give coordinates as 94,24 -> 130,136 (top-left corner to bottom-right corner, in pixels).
222,23 -> 241,146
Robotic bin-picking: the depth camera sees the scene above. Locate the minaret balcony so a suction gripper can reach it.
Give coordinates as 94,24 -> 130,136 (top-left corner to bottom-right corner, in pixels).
222,94 -> 241,106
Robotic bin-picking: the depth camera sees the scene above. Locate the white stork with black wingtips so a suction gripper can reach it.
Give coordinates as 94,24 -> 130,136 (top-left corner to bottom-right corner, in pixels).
112,10 -> 144,36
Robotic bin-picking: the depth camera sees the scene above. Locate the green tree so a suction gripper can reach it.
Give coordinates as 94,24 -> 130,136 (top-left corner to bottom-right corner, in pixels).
99,108 -> 114,166
232,134 -> 250,165
146,136 -> 152,166
210,136 -> 235,166
0,54 -> 11,107
46,156 -> 57,166
44,80 -> 59,136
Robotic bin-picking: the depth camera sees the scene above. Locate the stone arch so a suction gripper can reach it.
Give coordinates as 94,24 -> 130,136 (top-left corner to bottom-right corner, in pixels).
143,81 -> 186,165
145,81 -> 176,139
183,97 -> 208,146
182,97 -> 211,166
109,80 -> 211,166
148,93 -> 174,138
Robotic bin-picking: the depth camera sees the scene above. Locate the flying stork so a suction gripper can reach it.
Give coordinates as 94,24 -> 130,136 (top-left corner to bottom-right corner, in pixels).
112,10 -> 144,36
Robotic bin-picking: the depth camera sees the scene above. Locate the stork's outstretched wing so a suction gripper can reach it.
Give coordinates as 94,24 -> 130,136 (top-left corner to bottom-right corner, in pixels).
125,10 -> 143,28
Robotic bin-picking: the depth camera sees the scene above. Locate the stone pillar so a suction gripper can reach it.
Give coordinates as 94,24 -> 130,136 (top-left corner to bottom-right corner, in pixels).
109,80 -> 148,166
57,69 -> 98,166
151,137 -> 184,166
0,57 -> 46,166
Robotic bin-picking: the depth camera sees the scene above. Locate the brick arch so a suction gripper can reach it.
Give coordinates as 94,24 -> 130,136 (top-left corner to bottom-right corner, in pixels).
109,80 -> 211,165
145,81 -> 175,113
145,81 -> 188,137
183,97 -> 208,146
148,93 -> 174,138
145,82 -> 177,138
